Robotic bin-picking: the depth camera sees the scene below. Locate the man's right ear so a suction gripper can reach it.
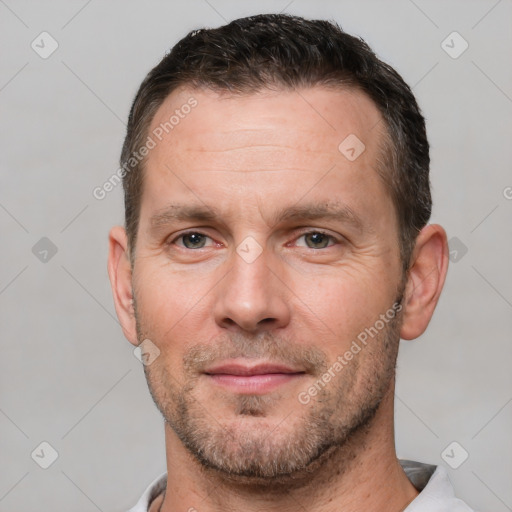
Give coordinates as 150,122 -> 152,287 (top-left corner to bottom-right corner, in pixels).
107,226 -> 138,346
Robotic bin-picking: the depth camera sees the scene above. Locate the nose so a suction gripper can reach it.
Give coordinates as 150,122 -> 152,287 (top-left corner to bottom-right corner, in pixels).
213,246 -> 291,333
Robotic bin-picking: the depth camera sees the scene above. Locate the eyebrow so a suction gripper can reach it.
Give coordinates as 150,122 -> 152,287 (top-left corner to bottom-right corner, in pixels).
149,201 -> 364,232
150,204 -> 219,229
268,202 -> 363,230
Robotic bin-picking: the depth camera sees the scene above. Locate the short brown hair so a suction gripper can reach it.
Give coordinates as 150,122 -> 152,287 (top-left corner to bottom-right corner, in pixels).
120,13 -> 431,270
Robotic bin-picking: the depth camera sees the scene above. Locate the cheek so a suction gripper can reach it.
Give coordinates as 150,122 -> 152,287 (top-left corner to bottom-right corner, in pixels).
133,265 -> 212,341
290,266 -> 397,351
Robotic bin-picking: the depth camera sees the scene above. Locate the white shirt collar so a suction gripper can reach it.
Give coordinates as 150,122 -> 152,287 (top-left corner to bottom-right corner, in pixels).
127,460 -> 476,512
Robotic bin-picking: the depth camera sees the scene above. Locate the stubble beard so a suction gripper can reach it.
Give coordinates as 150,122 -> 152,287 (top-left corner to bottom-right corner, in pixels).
135,296 -> 403,487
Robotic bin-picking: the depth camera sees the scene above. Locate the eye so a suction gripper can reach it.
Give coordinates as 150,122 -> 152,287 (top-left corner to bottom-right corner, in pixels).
295,231 -> 337,249
173,232 -> 213,249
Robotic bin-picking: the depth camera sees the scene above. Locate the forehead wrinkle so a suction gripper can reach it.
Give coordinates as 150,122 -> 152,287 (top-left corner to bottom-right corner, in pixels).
183,144 -> 334,154
176,128 -> 339,154
188,168 -> 321,173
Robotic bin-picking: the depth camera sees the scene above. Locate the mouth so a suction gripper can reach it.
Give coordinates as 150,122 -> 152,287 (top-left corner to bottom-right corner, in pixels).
204,361 -> 306,394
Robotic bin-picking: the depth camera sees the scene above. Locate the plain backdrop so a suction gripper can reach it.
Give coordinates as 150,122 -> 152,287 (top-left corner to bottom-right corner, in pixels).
1,1 -> 511,511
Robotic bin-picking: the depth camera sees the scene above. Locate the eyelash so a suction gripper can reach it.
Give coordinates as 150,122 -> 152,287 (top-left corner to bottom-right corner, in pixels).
168,229 -> 340,250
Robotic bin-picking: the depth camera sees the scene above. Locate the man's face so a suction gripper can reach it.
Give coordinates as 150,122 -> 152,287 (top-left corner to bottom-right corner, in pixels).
131,86 -> 404,480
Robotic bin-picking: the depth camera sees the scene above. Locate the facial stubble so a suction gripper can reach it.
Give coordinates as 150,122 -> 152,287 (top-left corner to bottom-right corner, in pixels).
134,292 -> 403,486
134,302 -> 400,485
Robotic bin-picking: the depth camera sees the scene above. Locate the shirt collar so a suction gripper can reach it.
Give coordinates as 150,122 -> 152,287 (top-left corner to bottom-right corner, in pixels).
129,459 -> 473,512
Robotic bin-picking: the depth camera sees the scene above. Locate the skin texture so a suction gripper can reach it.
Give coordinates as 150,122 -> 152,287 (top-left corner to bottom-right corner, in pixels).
108,86 -> 449,512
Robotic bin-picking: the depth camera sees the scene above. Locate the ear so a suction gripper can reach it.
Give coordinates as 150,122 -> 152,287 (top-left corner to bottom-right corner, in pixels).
107,226 -> 138,346
400,224 -> 449,340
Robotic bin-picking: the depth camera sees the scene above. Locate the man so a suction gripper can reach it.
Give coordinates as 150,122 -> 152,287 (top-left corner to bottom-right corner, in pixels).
108,13 -> 475,512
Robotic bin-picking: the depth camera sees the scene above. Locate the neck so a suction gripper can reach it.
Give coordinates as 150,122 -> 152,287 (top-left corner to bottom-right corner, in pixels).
155,384 -> 418,512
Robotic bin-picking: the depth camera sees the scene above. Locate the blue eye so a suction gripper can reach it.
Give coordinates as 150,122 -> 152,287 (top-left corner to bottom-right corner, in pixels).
297,231 -> 336,249
169,230 -> 338,252
177,232 -> 210,249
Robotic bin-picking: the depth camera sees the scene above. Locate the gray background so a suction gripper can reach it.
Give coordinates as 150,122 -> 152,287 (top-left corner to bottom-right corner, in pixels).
1,0 -> 511,511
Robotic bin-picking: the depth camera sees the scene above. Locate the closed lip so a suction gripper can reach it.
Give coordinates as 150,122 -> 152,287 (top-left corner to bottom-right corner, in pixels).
204,362 -> 305,376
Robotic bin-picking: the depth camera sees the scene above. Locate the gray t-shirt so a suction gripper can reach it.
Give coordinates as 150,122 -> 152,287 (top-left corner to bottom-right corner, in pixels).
127,459 -> 476,511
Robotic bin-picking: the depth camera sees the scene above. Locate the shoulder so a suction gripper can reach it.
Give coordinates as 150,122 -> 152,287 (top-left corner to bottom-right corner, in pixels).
400,460 -> 477,512
127,473 -> 167,512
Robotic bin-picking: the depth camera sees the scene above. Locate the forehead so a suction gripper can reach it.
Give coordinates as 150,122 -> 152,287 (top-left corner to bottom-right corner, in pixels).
140,85 -> 392,230
147,86 -> 384,166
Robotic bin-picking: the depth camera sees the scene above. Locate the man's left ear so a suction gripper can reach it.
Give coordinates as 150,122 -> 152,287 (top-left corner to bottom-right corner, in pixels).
400,224 -> 449,340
